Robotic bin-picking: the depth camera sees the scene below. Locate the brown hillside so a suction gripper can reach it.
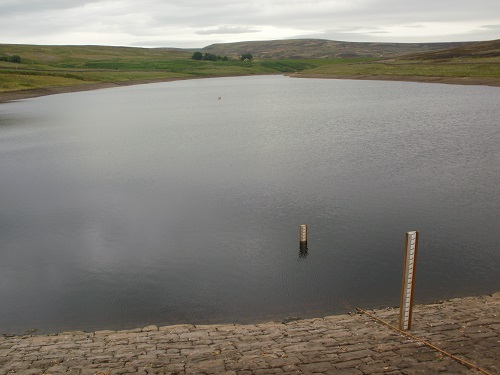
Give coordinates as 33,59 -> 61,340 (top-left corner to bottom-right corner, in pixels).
201,39 -> 471,59
400,39 -> 500,60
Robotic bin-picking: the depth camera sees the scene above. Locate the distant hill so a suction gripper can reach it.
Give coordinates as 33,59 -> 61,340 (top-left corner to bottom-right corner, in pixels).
0,44 -> 191,64
399,39 -> 500,60
201,39 -> 472,59
1,39 -> 493,63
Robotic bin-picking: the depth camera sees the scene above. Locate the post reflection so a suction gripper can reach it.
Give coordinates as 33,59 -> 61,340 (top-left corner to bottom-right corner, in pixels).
299,242 -> 308,259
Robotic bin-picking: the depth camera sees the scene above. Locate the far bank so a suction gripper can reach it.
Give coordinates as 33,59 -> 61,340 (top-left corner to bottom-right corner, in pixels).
1,73 -> 500,104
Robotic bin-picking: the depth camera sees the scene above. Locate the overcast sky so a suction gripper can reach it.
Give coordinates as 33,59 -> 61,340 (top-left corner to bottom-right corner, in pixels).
1,0 -> 499,48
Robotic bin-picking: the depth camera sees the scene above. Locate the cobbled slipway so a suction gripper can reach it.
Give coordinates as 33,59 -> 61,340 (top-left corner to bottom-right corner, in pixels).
1,293 -> 498,374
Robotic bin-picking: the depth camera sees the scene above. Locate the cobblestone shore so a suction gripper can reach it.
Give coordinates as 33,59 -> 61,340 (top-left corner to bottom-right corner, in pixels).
1,293 -> 498,374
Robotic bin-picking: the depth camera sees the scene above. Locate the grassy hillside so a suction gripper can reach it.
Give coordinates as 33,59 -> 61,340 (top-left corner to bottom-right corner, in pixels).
295,40 -> 500,80
0,44 -> 191,64
399,39 -> 500,60
201,39 -> 470,59
1,40 -> 499,95
0,44 -> 323,92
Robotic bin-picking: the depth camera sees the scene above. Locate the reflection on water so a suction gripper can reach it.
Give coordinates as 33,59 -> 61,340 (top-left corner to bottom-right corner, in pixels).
0,114 -> 13,127
0,76 -> 499,335
299,242 -> 308,259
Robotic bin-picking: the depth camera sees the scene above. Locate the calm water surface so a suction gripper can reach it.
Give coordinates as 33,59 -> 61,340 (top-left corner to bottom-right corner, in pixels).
0,76 -> 499,334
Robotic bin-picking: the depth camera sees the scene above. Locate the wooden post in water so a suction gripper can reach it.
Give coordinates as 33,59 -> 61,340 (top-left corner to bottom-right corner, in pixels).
399,231 -> 419,330
299,224 -> 308,258
299,224 -> 308,244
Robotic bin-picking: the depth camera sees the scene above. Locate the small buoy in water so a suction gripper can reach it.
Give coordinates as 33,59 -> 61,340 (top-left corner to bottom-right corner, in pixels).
217,96 -> 221,100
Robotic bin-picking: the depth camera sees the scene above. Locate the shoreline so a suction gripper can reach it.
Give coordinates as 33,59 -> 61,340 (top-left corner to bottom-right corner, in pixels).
288,72 -> 500,87
1,73 -> 500,104
3,292 -> 498,338
1,293 -> 498,374
0,77 -> 198,104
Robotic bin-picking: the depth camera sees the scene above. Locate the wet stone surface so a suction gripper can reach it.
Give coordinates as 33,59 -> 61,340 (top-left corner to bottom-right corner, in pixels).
1,293 -> 498,374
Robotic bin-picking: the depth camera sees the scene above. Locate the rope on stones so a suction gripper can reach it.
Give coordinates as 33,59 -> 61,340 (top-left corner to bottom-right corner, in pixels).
355,307 -> 493,375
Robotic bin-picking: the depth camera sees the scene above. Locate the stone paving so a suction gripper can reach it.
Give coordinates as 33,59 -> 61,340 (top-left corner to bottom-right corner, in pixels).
1,293 -> 498,374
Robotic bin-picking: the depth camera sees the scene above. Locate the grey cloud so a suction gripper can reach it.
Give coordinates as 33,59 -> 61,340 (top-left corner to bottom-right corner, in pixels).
1,0 -> 499,47
0,0 -> 104,15
131,40 -> 188,48
196,26 -> 261,35
354,0 -> 498,20
149,3 -> 263,28
482,25 -> 500,31
131,39 -> 217,48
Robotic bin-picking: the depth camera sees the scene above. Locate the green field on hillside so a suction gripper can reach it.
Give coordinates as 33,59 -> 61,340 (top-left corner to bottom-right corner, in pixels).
302,60 -> 500,78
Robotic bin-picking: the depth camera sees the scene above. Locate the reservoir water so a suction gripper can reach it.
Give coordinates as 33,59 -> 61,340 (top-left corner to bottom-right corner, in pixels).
0,76 -> 499,335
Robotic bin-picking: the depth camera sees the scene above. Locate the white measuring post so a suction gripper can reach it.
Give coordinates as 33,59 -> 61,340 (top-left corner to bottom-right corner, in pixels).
299,224 -> 308,244
299,224 -> 308,257
399,230 -> 419,330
